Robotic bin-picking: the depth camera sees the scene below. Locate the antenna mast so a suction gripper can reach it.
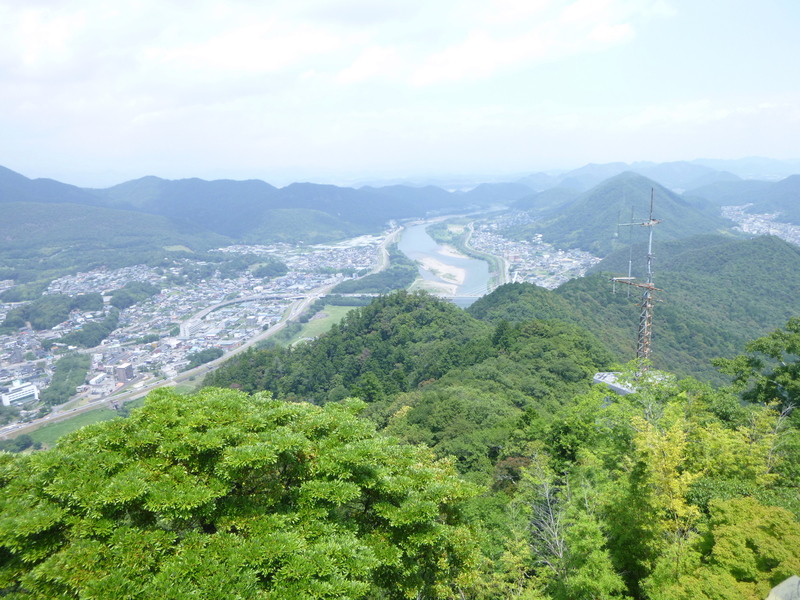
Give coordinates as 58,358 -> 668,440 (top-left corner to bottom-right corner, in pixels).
612,188 -> 662,366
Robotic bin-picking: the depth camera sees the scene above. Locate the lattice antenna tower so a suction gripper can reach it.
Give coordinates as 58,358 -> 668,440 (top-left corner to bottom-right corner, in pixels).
611,188 -> 662,366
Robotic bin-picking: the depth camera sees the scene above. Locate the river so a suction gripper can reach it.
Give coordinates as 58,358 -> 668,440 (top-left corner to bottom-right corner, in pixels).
396,222 -> 491,308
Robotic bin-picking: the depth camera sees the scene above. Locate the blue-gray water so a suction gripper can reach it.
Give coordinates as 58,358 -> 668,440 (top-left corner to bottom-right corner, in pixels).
396,223 -> 491,307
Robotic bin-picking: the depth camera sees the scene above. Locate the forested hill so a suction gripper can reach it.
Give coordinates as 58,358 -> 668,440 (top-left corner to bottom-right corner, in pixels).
205,291 -> 613,413
87,177 -> 470,237
0,165 -> 101,206
467,235 -> 800,382
504,172 -> 737,257
194,290 -> 800,599
3,280 -> 800,598
0,202 -> 231,289
687,174 -> 800,224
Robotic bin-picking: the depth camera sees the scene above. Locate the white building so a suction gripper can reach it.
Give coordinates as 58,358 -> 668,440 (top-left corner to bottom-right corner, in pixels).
89,373 -> 107,386
179,320 -> 204,339
1,380 -> 40,406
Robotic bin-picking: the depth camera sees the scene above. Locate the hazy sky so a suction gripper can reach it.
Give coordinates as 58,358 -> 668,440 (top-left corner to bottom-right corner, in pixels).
1,0 -> 798,186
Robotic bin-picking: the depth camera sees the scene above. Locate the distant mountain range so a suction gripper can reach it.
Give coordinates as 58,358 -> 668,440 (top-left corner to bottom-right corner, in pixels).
0,166 -> 507,244
2,157 -> 797,246
514,157 -> 800,193
686,175 -> 800,223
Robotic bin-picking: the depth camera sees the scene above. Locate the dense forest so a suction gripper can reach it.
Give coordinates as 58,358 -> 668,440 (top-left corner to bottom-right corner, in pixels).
503,173 -> 737,257
462,234 -> 800,383
38,352 -> 91,405
200,291 -> 800,598
331,245 -> 417,295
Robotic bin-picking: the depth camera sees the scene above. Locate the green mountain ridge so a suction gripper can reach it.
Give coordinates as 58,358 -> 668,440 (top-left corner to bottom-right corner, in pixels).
0,166 -> 483,244
0,202 -> 231,286
468,234 -> 800,382
505,172 -> 738,256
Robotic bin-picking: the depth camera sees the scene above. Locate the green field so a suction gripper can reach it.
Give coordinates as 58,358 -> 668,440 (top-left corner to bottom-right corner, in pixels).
28,409 -> 120,448
287,305 -> 356,345
28,397 -> 147,447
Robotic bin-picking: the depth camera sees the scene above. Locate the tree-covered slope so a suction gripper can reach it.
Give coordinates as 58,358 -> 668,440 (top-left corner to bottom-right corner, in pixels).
205,291 -> 494,403
205,291 -> 614,482
5,296 -> 800,599
470,235 -> 800,382
0,202 -> 230,285
687,175 -> 800,225
461,182 -> 534,205
358,184 -> 455,209
89,178 -> 470,237
242,208 -> 368,244
87,176 -> 279,238
510,186 -> 581,214
744,174 -> 800,223
0,165 -> 101,206
199,290 -> 800,599
685,179 -> 773,205
0,202 -> 223,252
505,172 -> 736,256
0,167 -> 477,247
690,174 -> 800,227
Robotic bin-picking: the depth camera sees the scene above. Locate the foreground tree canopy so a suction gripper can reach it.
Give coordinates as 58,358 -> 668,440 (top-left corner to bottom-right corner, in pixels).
0,388 -> 479,599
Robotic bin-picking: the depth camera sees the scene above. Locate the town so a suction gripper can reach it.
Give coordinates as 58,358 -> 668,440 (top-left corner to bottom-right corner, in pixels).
469,213 -> 603,289
2,205 -> 794,431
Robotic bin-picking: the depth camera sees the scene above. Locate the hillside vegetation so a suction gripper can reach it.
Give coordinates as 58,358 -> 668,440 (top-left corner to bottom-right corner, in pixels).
196,290 -> 800,599
688,175 -> 800,224
504,172 -> 737,256
467,234 -> 800,382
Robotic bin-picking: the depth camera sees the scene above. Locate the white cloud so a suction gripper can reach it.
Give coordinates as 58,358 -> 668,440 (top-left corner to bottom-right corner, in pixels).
559,0 -> 614,24
588,22 -> 632,43
407,0 -> 658,86
1,7 -> 87,73
0,0 -> 794,185
144,20 -> 342,74
337,46 -> 404,83
484,0 -> 553,23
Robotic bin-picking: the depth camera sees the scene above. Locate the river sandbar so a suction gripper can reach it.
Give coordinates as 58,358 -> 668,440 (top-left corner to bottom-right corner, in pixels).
417,257 -> 466,285
410,278 -> 458,296
438,244 -> 469,259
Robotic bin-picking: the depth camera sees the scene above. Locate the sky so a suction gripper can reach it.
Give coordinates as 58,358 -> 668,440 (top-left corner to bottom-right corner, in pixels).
1,0 -> 799,187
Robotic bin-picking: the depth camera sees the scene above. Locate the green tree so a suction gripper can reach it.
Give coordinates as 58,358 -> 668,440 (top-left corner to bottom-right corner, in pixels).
0,388 -> 480,599
184,347 -> 224,370
714,316 -> 800,408
644,497 -> 800,600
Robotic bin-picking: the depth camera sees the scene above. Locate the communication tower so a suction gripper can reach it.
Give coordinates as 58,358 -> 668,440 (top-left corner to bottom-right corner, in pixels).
611,188 -> 662,366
